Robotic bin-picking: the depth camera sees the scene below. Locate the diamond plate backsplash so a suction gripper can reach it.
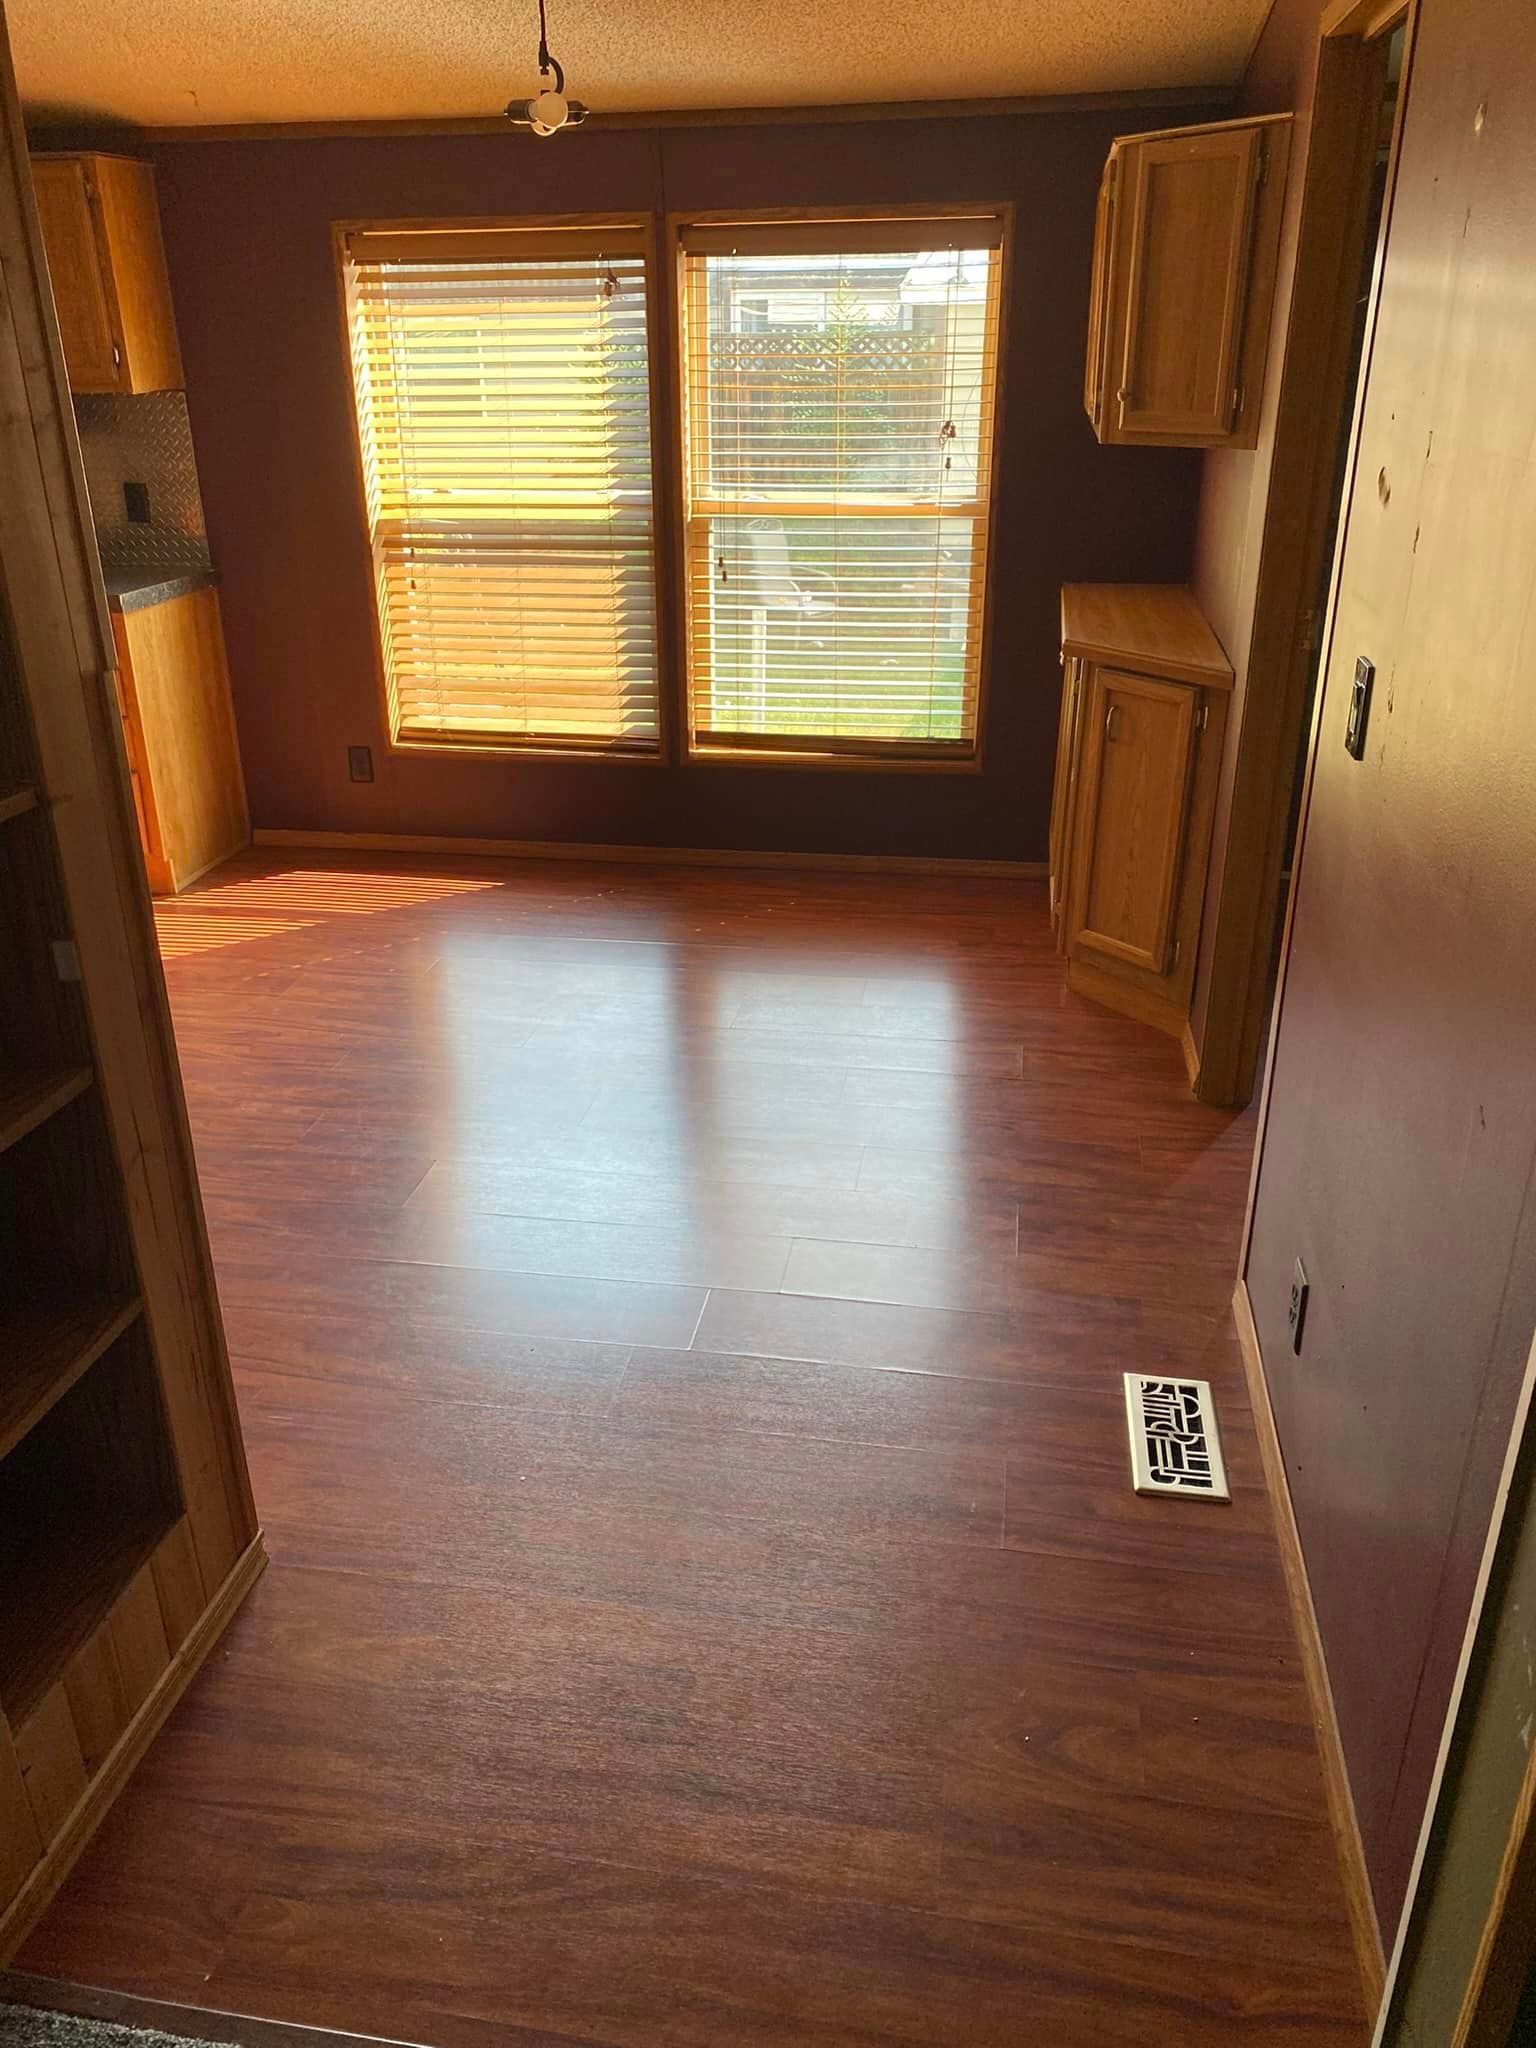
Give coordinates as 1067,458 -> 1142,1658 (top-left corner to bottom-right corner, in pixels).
74,391 -> 212,577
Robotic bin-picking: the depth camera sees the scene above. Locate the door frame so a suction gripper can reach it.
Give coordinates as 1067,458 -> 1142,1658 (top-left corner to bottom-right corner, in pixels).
1190,4 -> 1410,1107
1371,1332 -> 1536,2045
1231,0 -> 1417,2024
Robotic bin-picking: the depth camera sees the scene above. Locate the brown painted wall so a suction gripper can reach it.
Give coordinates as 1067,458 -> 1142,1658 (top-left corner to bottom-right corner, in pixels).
120,108 -> 1218,860
1188,0 -> 1323,1049
1244,0 -> 1536,1940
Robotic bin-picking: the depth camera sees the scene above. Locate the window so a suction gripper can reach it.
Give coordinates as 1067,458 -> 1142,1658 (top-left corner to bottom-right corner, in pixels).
340,222 -> 659,751
679,214 -> 1005,760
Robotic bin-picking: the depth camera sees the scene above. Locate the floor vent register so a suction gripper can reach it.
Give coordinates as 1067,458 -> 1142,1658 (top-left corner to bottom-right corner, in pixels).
1123,1373 -> 1230,1501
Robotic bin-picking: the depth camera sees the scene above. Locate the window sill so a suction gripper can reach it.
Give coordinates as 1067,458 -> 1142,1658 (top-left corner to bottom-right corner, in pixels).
686,744 -> 982,776
389,735 -> 666,766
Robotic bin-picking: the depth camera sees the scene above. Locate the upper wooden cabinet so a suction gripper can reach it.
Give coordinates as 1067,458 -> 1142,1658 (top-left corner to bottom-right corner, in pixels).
1084,115 -> 1291,449
29,153 -> 183,393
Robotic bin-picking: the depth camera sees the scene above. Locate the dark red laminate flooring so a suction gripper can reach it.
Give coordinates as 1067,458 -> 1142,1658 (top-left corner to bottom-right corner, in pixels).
16,854 -> 1365,2046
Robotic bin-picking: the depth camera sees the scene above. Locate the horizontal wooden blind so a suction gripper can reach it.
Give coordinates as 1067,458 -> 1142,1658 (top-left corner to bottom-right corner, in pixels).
342,224 -> 659,750
680,220 -> 1004,757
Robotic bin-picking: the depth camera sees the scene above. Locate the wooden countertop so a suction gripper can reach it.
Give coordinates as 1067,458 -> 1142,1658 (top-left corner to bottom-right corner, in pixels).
1061,583 -> 1234,690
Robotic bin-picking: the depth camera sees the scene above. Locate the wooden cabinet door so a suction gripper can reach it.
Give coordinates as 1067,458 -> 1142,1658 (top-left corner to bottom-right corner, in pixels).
1082,158 -> 1117,432
120,590 -> 248,893
1112,124 -> 1262,443
1048,655 -> 1083,942
28,158 -> 122,392
30,155 -> 182,393
108,615 -> 173,894
1067,667 -> 1197,977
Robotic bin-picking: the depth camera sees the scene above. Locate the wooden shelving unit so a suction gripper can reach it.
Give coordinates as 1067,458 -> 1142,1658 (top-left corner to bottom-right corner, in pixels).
0,17 -> 259,1959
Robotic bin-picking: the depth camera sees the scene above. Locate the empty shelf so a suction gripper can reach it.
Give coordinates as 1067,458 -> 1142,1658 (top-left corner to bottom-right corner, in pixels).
0,1297 -> 144,1464
0,1504 -> 173,1726
0,1066 -> 93,1156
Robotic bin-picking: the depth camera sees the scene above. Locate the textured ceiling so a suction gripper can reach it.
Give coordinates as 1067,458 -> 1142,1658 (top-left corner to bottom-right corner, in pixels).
11,0 -> 1265,129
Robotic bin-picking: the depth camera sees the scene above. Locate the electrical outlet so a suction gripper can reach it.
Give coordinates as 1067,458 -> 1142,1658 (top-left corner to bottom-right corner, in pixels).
347,745 -> 374,783
1288,1258 -> 1310,1355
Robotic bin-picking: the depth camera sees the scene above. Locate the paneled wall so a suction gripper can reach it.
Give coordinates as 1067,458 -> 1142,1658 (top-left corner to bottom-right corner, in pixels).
1243,0 -> 1536,1936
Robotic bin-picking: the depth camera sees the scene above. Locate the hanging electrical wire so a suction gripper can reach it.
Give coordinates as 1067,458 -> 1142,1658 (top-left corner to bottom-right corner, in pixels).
505,0 -> 589,135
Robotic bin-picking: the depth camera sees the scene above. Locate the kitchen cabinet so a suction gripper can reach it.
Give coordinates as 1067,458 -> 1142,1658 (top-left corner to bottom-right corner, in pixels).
30,153 -> 183,394
1052,584 -> 1233,1045
109,579 -> 248,894
1084,115 -> 1291,449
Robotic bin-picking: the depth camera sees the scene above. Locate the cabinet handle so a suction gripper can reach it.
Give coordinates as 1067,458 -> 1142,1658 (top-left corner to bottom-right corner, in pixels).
1104,703 -> 1118,740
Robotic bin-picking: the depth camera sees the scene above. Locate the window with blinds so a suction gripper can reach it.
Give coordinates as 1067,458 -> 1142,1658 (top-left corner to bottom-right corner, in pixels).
680,214 -> 1005,759
340,222 -> 659,751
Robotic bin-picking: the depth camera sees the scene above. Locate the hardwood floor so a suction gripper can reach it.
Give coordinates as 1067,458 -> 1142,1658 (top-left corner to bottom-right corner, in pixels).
14,854 -> 1364,2045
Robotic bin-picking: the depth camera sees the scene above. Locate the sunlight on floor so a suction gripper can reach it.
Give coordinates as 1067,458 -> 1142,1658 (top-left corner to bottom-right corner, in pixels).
153,867 -> 501,958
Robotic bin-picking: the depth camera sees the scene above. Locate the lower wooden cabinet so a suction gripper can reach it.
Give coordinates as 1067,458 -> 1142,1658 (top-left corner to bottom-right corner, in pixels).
110,583 -> 248,894
1051,584 -> 1232,1041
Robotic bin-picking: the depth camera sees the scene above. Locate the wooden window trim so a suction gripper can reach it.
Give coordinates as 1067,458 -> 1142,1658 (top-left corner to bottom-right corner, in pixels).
333,203 -> 1015,775
667,202 -> 1012,772
331,210 -> 674,763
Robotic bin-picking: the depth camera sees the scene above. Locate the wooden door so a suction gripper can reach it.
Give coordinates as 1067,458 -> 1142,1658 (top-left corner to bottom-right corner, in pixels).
1067,666 -> 1197,977
28,158 -> 121,392
1113,125 -> 1262,442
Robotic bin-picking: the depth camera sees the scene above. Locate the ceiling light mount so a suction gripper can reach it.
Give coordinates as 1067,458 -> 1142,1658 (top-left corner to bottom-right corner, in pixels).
505,0 -> 588,135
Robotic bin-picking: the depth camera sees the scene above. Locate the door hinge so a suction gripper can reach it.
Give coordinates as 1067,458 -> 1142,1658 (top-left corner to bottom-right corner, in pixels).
1255,135 -> 1270,187
1231,381 -> 1245,420
1302,605 -> 1322,654
1197,701 -> 1210,731
1171,938 -> 1183,969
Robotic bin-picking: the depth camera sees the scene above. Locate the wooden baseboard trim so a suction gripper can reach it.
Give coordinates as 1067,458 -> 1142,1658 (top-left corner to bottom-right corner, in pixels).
1180,1020 -> 1202,1091
251,829 -> 1046,880
1232,1280 -> 1385,2016
0,1533 -> 268,1965
0,1971 -> 429,2048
